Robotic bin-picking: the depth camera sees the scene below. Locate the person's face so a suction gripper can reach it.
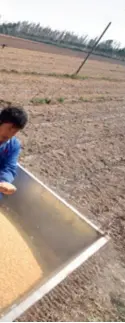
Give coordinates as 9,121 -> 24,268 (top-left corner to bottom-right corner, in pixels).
0,123 -> 19,143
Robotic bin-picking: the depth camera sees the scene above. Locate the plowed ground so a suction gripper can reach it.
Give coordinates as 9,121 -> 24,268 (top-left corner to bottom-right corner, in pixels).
0,46 -> 125,321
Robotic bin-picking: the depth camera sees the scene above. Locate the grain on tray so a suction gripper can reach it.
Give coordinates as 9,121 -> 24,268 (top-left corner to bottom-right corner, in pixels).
0,211 -> 42,311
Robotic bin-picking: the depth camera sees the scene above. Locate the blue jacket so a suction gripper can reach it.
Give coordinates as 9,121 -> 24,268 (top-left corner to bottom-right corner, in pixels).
0,137 -> 21,198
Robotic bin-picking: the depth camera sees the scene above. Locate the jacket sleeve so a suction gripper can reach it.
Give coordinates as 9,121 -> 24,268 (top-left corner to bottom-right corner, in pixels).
0,141 -> 21,184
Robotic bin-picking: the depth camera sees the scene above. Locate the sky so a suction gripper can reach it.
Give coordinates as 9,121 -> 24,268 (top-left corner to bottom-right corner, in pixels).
1,0 -> 125,46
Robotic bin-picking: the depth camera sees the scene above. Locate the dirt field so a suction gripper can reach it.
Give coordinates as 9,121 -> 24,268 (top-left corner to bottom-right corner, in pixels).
0,34 -> 125,66
0,45 -> 125,321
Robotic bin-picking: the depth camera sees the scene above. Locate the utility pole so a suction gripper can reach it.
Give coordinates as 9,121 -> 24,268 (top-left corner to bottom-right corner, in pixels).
73,22 -> 112,76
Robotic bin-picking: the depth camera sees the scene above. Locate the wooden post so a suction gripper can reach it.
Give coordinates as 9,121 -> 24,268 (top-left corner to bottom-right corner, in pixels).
73,22 -> 112,76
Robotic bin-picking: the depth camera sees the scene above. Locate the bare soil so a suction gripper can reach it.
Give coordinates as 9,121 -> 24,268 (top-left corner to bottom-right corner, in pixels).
0,33 -> 125,66
0,47 -> 125,321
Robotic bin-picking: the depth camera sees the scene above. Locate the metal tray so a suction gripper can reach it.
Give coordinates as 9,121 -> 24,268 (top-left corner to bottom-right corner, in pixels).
0,165 -> 108,322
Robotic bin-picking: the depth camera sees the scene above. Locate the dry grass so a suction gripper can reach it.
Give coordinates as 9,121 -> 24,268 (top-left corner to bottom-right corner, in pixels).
0,48 -> 125,107
1,47 -> 125,79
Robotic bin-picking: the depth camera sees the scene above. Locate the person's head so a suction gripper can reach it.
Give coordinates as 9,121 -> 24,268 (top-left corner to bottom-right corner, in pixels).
0,106 -> 28,143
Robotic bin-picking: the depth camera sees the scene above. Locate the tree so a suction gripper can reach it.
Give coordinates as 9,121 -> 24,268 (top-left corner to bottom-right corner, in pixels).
0,20 -> 124,59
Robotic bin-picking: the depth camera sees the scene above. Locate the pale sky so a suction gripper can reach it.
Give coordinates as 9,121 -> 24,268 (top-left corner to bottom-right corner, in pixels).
1,0 -> 125,46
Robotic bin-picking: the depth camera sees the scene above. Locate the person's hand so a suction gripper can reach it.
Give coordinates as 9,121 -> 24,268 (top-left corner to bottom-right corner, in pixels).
0,182 -> 17,195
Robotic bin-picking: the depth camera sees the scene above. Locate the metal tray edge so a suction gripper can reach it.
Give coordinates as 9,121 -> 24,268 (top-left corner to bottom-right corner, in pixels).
17,164 -> 104,234
1,235 -> 109,322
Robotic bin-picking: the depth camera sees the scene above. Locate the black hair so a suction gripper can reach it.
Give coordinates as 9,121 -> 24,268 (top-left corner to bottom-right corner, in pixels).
0,107 -> 28,129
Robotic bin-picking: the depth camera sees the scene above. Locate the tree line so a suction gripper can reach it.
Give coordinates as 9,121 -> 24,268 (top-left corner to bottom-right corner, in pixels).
0,21 -> 125,60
